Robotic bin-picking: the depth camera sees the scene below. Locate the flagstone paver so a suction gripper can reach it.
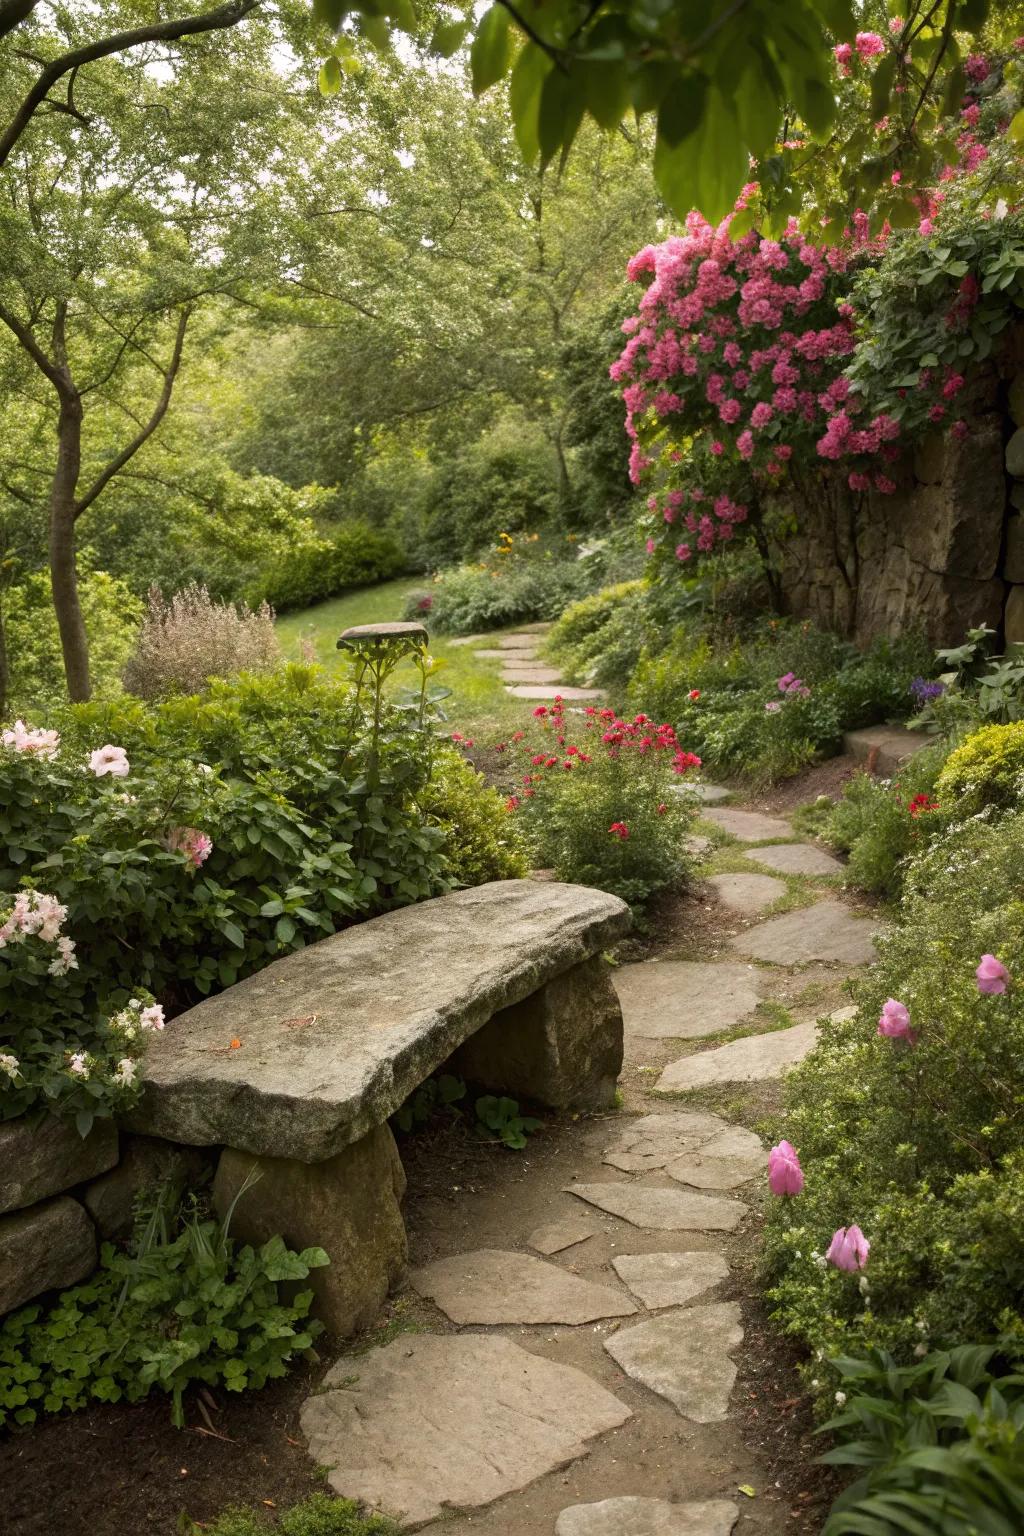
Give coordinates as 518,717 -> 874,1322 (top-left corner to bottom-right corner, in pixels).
688,783 -> 732,804
729,901 -> 878,965
555,1497 -> 739,1536
528,1217 -> 599,1254
301,1334 -> 632,1526
707,872 -> 786,914
603,1304 -> 743,1422
474,647 -> 538,660
704,807 -> 795,841
501,666 -> 564,684
602,1110 -> 739,1172
409,1248 -> 637,1325
611,961 -> 761,1040
655,1020 -> 817,1093
566,1182 -> 746,1232
498,633 -> 545,648
743,843 -> 844,876
612,1251 -> 729,1309
507,684 -> 603,700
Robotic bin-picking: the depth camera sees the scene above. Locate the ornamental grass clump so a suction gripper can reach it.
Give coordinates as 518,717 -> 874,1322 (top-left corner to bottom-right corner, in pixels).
123,583 -> 281,699
494,698 -> 701,906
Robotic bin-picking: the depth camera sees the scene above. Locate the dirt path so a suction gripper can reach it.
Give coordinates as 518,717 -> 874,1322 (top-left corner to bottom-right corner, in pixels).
299,646 -> 881,1536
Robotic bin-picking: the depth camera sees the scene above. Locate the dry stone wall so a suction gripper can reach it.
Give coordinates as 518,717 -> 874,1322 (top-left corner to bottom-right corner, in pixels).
775,322 -> 1024,647
0,1116 -> 205,1318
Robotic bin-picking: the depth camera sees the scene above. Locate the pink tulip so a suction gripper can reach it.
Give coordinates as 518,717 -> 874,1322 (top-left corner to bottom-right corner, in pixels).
976,954 -> 1010,995
768,1140 -> 804,1196
877,998 -> 914,1041
826,1224 -> 870,1272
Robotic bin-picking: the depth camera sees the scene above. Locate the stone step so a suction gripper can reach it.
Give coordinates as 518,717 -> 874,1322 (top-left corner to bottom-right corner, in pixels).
843,725 -> 929,777
556,1497 -> 739,1536
655,1020 -> 818,1093
612,961 -> 762,1040
603,1303 -> 743,1422
566,1181 -> 746,1232
611,1251 -> 730,1309
729,900 -> 879,966
301,1333 -> 631,1527
409,1248 -> 637,1325
743,843 -> 843,876
703,807 -> 794,841
507,684 -> 604,700
706,872 -> 786,914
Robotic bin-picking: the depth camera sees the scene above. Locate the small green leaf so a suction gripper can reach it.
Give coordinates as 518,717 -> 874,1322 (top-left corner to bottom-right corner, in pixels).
318,55 -> 343,96
470,6 -> 513,95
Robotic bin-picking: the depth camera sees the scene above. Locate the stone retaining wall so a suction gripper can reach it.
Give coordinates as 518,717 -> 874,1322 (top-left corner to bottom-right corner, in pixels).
0,1116 -> 206,1317
774,322 -> 1024,647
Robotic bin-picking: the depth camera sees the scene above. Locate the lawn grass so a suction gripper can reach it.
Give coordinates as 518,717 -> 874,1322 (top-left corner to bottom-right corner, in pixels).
276,579 -> 529,743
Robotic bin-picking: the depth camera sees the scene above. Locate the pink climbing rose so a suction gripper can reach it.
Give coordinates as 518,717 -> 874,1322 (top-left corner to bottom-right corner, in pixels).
976,954 -> 1010,995
768,1140 -> 804,1196
827,1224 -> 870,1272
877,998 -> 914,1041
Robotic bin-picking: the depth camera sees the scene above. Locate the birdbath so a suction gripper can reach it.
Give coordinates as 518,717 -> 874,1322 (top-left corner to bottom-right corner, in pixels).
336,622 -> 432,746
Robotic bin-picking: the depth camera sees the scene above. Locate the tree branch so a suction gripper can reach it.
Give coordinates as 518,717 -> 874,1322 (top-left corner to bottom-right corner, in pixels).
73,308 -> 190,521
0,299 -> 66,393
0,0 -> 260,170
0,0 -> 39,43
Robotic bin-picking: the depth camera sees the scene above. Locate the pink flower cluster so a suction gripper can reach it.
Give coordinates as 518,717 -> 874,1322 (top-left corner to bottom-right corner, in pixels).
2,720 -> 60,759
0,890 -> 77,977
613,212 -> 916,567
767,1139 -> 870,1272
166,825 -> 213,870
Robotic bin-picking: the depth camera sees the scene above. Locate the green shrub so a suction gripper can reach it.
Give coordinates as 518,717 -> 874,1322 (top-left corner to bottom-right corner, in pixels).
417,746 -> 527,886
546,581 -> 648,687
413,555 -> 596,636
935,721 -> 1024,814
626,621 -> 930,786
823,743 -> 949,896
505,699 -> 699,906
195,1492 -> 398,1536
4,568 -> 144,712
0,1195 -> 327,1430
1,666 -> 451,1124
249,523 -> 406,613
763,813 -> 1024,1383
819,1346 -> 1024,1535
416,414 -> 561,568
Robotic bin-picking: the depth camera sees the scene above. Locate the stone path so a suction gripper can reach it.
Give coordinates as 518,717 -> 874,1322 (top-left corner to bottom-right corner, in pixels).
473,624 -> 604,702
300,711 -> 881,1531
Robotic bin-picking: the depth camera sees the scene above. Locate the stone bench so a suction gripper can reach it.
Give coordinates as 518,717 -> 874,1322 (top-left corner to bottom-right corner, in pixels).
128,880 -> 630,1334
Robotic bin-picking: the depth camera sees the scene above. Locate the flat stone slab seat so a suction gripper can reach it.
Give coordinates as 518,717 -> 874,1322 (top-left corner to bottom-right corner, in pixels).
301,1333 -> 631,1526
409,1248 -> 637,1324
611,961 -> 761,1040
556,1497 -> 739,1536
130,880 -> 630,1336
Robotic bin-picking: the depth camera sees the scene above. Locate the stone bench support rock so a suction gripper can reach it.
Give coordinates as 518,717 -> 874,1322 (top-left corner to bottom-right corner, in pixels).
129,881 -> 630,1335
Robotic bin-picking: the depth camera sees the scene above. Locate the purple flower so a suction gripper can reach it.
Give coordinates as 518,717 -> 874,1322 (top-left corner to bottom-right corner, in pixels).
877,998 -> 915,1042
977,954 -> 1010,995
768,1141 -> 804,1196
910,677 -> 944,706
826,1224 -> 870,1272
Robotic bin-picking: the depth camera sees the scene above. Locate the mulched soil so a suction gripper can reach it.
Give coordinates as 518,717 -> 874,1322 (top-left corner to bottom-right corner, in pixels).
0,758 -> 860,1535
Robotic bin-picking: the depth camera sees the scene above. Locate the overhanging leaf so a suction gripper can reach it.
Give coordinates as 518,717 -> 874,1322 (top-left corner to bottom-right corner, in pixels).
470,5 -> 513,95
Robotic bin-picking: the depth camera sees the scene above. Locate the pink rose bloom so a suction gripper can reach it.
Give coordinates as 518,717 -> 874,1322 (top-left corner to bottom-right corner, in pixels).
919,217 -> 934,236
855,31 -> 886,58
89,744 -> 130,778
827,1224 -> 870,1271
878,998 -> 914,1041
976,954 -> 1010,994
768,1140 -> 804,1196
965,53 -> 989,82
750,401 -> 773,427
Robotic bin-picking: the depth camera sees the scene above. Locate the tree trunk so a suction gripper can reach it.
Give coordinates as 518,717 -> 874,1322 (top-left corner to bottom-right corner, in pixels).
49,391 -> 90,701
0,595 -> 8,719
